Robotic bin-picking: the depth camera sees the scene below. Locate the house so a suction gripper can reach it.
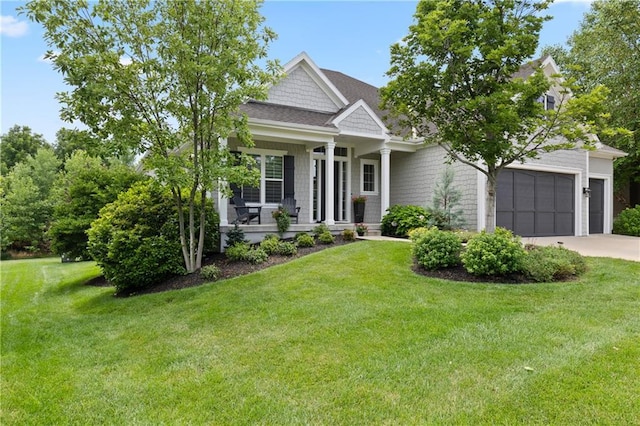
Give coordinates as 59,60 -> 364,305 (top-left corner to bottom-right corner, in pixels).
216,52 -> 626,242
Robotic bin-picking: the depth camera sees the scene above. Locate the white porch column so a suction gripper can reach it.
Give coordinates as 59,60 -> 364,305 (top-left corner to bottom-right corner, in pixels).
325,141 -> 335,225
218,138 -> 229,226
380,147 -> 391,218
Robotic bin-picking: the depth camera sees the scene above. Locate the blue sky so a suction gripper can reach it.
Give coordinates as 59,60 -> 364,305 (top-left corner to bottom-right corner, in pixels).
1,0 -> 593,144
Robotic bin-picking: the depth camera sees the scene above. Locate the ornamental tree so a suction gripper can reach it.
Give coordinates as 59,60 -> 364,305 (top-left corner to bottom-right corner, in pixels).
23,0 -> 281,272
542,0 -> 640,206
381,0 -> 627,232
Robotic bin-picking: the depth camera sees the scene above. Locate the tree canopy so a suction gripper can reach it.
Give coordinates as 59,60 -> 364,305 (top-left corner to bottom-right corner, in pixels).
382,0 -> 626,231
24,0 -> 281,271
0,125 -> 50,175
542,0 -> 640,205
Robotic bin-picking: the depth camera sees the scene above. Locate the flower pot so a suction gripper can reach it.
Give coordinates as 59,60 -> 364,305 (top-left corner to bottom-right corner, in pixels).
353,202 -> 365,223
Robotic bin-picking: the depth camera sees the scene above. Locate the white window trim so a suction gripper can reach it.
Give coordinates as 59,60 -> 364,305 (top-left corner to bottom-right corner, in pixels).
360,159 -> 379,196
238,148 -> 288,206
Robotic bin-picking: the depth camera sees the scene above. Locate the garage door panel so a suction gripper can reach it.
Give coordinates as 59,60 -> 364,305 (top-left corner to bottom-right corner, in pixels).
515,212 -> 535,236
515,172 -> 535,210
497,169 -> 575,237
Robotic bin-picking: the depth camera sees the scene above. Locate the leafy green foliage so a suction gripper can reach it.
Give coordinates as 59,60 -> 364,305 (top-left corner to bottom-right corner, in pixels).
461,228 -> 526,276
295,233 -> 315,248
272,206 -> 291,236
318,232 -> 335,245
200,265 -> 221,282
613,205 -> 640,236
274,241 -> 297,256
1,148 -> 60,253
312,224 -> 330,238
342,229 -> 356,242
48,151 -> 142,259
226,242 -> 250,262
0,125 -> 49,174
22,0 -> 281,272
245,247 -> 268,264
381,204 -> 431,237
542,0 -> 640,197
522,245 -> 587,282
260,235 -> 281,255
87,181 -> 186,293
412,228 -> 463,270
382,0 -> 625,232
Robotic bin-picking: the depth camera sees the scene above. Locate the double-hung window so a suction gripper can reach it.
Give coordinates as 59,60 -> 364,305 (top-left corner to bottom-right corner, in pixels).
360,159 -> 379,195
240,149 -> 286,204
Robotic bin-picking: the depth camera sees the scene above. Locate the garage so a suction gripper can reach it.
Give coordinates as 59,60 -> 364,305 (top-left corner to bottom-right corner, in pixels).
496,169 -> 575,237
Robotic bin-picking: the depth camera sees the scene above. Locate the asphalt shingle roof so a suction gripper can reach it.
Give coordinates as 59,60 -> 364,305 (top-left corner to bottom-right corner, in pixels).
240,101 -> 337,128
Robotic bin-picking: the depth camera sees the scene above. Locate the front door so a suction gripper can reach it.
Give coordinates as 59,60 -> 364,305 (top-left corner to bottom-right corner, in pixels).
312,148 -> 350,223
589,178 -> 604,234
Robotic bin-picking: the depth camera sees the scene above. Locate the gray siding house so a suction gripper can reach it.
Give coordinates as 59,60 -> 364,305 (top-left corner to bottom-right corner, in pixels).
216,52 -> 625,240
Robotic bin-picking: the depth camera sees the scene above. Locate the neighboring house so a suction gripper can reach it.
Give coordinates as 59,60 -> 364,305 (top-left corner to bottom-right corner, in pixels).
216,52 -> 626,240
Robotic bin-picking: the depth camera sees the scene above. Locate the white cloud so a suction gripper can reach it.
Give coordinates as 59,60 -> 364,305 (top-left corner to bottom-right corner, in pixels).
119,56 -> 133,66
0,15 -> 29,37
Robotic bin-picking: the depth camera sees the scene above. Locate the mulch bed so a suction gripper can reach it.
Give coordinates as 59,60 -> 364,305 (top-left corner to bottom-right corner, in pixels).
411,262 -> 536,284
87,236 -> 359,296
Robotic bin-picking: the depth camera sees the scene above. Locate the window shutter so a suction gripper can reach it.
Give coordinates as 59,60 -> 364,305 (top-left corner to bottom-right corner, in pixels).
284,155 -> 295,199
546,95 -> 555,110
230,151 -> 241,203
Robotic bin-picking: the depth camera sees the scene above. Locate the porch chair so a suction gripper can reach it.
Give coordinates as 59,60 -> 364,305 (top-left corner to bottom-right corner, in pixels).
232,196 -> 262,225
281,197 -> 301,224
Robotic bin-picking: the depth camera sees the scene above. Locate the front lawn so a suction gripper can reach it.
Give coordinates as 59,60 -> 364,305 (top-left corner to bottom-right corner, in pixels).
2,242 -> 639,424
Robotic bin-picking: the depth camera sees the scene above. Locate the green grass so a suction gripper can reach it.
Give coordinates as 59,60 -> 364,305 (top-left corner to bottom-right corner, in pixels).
2,242 -> 639,424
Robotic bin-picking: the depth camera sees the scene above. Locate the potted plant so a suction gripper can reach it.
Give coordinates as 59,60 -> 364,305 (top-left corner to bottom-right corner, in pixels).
272,206 -> 291,236
355,223 -> 368,236
352,195 -> 367,223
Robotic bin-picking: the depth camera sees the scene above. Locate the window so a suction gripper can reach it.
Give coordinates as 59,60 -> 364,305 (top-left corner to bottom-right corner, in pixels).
360,159 -> 378,195
537,94 -> 555,110
240,150 -> 286,204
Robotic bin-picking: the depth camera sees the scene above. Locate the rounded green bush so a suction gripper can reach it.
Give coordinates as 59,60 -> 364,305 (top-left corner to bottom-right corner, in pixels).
342,229 -> 356,241
295,233 -> 315,248
275,241 -> 298,256
260,235 -> 281,255
87,181 -> 186,293
461,228 -> 526,276
613,205 -> 640,237
318,231 -> 335,244
522,245 -> 587,282
200,265 -> 221,281
412,229 -> 462,270
245,247 -> 268,264
226,242 -> 250,261
381,205 -> 431,237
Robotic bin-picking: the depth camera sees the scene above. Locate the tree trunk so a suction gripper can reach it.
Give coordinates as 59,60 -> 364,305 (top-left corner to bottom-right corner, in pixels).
485,171 -> 497,233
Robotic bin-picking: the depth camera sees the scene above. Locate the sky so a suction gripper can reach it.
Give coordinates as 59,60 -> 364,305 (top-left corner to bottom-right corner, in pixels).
1,0 -> 594,144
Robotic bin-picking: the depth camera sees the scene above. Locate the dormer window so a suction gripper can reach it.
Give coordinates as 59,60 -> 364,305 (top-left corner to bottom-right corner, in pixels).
537,94 -> 555,110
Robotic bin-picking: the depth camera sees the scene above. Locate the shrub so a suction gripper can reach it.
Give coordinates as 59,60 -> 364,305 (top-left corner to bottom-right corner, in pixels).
381,204 -> 431,237
275,241 -> 298,256
412,229 -> 463,270
200,265 -> 221,281
453,229 -> 477,243
342,229 -> 356,241
613,205 -> 640,236
313,223 -> 330,238
318,231 -> 335,244
260,234 -> 281,255
522,245 -> 587,282
226,242 -> 250,261
408,227 -> 431,242
295,233 -> 315,248
461,228 -> 526,276
245,247 -> 268,264
87,181 -> 186,293
225,224 -> 247,248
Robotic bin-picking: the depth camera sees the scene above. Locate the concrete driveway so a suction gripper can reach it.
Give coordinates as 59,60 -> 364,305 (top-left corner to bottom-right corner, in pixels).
522,234 -> 640,262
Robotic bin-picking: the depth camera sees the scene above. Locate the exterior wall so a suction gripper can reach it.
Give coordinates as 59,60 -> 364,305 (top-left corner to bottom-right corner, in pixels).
390,145 -> 478,230
338,106 -> 383,134
267,66 -> 338,113
351,153 -> 381,223
589,157 -> 612,176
